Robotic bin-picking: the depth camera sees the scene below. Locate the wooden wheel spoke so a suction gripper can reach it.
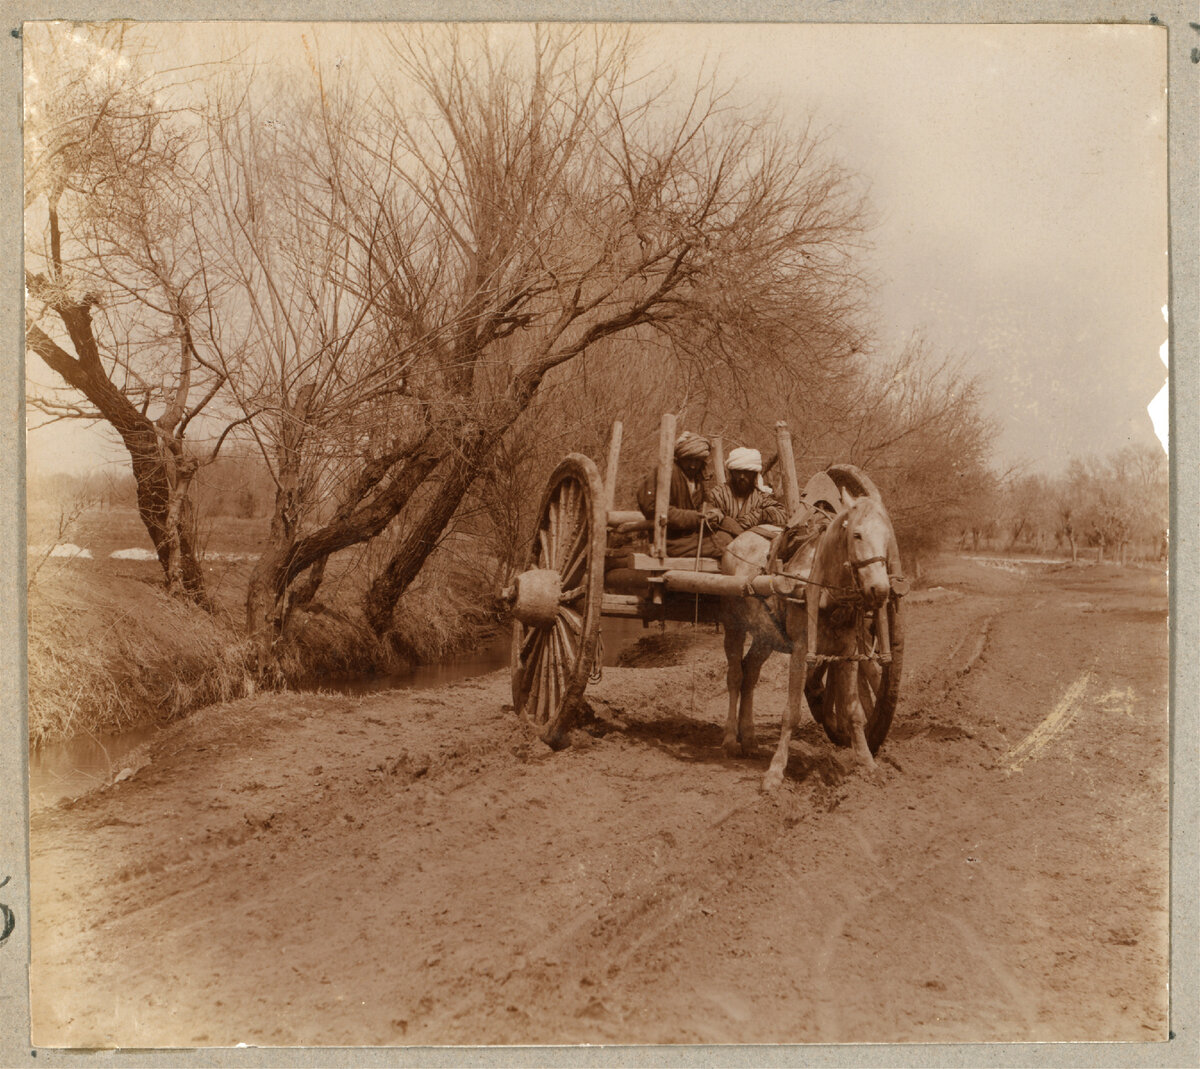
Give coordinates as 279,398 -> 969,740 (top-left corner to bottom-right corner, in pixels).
537,526 -> 554,569
520,624 -> 543,665
554,496 -> 580,565
550,629 -> 566,721
536,630 -> 554,725
559,584 -> 586,604
547,497 -> 560,570
548,626 -> 565,718
556,479 -> 571,523
514,626 -> 542,712
522,627 -> 547,686
558,604 -> 584,636
561,478 -> 580,526
561,546 -> 589,593
538,629 -> 553,724
559,517 -> 590,587
555,613 -> 579,665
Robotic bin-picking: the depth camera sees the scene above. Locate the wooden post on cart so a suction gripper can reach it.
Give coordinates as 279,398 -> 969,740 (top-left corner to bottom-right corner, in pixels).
775,421 -> 801,516
712,435 -> 726,485
604,421 -> 623,511
653,413 -> 676,563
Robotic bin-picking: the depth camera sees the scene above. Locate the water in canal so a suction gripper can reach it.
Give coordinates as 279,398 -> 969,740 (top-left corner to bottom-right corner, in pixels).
29,617 -> 661,808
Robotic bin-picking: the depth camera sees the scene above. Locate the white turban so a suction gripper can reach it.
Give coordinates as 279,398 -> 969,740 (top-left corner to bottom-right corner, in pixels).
725,447 -> 772,493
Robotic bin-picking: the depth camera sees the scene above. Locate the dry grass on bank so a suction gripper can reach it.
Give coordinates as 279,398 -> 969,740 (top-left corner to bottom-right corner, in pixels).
273,604 -> 395,686
273,557 -> 499,686
27,565 -> 254,748
391,575 -> 499,664
26,531 -> 500,745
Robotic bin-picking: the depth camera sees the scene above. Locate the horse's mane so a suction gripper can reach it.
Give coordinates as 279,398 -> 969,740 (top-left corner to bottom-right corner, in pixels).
810,499 -> 854,590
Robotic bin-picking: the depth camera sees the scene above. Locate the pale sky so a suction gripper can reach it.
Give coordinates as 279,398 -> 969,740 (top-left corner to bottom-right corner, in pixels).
668,23 -> 1169,474
24,21 -> 1169,478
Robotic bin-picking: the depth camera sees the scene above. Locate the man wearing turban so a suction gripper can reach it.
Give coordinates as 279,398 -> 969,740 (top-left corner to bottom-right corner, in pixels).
636,431 -> 728,558
707,447 -> 789,536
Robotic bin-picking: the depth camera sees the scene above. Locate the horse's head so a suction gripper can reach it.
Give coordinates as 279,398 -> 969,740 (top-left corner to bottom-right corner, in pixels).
838,497 -> 894,608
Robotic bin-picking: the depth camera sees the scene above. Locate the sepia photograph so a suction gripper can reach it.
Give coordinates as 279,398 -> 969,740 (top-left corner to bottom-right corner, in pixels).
17,14 -> 1182,1053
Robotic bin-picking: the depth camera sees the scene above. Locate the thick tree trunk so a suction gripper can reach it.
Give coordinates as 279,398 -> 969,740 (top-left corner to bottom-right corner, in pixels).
242,452 -> 442,672
241,407 -> 447,673
362,430 -> 494,637
162,455 -> 202,599
244,385 -> 315,671
244,357 -> 545,672
356,358 -> 559,638
27,317 -> 210,606
245,544 -> 294,678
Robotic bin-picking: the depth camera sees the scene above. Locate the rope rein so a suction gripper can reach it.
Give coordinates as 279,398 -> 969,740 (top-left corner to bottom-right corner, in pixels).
807,649 -> 885,666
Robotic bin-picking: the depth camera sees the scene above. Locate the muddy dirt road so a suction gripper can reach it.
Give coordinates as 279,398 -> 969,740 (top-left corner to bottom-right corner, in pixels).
29,558 -> 1169,1047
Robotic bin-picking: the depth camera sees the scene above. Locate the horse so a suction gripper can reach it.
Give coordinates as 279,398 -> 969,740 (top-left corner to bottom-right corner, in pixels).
719,476 -> 900,791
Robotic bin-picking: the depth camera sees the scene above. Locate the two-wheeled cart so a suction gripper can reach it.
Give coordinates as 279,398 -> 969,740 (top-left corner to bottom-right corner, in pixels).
500,413 -> 905,750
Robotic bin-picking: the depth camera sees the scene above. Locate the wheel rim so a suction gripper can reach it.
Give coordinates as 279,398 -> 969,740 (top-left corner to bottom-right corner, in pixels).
511,454 -> 606,747
810,599 -> 903,752
863,598 -> 903,753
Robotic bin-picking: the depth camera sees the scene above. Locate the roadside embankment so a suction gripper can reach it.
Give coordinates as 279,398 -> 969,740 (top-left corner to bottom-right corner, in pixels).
26,529 -> 500,746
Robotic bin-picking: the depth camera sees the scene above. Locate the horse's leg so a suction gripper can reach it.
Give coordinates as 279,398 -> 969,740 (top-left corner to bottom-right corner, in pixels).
736,638 -> 773,756
722,625 -> 745,756
836,659 -> 876,770
860,657 -> 882,695
762,649 -> 811,791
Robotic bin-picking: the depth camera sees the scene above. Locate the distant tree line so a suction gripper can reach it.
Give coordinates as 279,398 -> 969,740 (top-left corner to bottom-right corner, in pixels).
29,452 -> 277,521
958,442 -> 1167,564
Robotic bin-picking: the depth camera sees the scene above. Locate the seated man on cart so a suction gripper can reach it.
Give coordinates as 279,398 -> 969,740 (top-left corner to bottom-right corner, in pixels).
636,431 -> 728,558
706,447 -> 788,536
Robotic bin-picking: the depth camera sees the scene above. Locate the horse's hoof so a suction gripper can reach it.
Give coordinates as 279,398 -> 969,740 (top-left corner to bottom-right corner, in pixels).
760,768 -> 784,792
851,750 -> 881,781
722,736 -> 741,757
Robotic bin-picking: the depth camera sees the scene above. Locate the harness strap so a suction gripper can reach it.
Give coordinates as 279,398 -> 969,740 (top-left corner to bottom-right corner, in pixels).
850,554 -> 887,571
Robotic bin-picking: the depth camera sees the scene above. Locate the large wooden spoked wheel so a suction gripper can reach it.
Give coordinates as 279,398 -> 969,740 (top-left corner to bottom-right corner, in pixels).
807,597 -> 904,754
511,454 -> 607,749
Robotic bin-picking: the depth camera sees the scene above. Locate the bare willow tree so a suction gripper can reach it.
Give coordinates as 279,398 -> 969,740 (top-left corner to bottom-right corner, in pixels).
24,24 -> 241,604
178,25 -> 870,664
321,25 -> 870,640
184,62 -> 433,665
